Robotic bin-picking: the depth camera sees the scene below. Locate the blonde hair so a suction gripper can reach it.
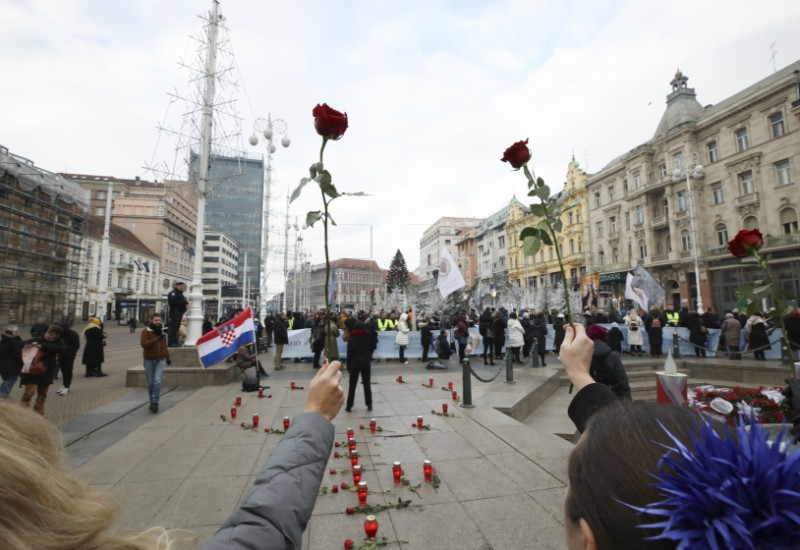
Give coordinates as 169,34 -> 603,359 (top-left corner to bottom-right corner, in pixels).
0,403 -> 195,549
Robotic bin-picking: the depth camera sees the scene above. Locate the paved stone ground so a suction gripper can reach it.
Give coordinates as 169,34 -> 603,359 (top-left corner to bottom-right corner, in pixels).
67,357 -> 574,549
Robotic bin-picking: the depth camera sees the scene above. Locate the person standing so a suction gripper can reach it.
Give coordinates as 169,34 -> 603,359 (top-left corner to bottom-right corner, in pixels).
128,317 -> 137,333
273,312 -> 288,370
586,324 -> 631,400
202,314 -> 214,335
686,313 -> 707,358
479,308 -> 494,366
311,314 -> 325,369
720,312 -> 742,360
29,317 -> 48,340
419,314 -> 432,363
745,312 -> 770,360
646,307 -> 665,358
55,321 -> 80,396
396,312 -> 411,364
20,325 -> 66,415
140,314 -> 170,413
553,313 -> 566,354
263,313 -> 274,349
81,317 -> 107,377
624,309 -> 644,357
531,313 -> 549,366
607,322 -> 624,353
492,309 -> 506,360
507,312 -> 525,364
345,321 -> 373,412
0,325 -> 23,399
166,281 -> 188,347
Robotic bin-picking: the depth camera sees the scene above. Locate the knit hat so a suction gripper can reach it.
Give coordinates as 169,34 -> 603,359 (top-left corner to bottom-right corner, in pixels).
587,324 -> 608,341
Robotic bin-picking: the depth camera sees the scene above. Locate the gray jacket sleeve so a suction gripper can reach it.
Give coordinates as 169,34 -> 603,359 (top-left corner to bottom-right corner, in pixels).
203,412 -> 334,550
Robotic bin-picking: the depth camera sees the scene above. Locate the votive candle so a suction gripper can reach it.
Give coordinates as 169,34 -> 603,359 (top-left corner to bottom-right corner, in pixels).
416,416 -> 423,429
369,418 -> 377,434
364,515 -> 379,539
357,481 -> 368,506
350,449 -> 359,467
352,464 -> 362,484
252,413 -> 259,428
283,416 -> 290,430
423,460 -> 433,482
230,406 -> 237,419
392,461 -> 402,484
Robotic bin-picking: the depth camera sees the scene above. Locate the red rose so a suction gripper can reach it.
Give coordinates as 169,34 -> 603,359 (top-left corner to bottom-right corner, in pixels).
346,507 -> 355,515
344,539 -> 354,549
330,468 -> 336,474
501,139 -> 531,170
334,441 -> 341,447
727,229 -> 764,258
334,451 -> 340,458
332,485 -> 339,493
340,482 -> 349,490
313,103 -> 348,140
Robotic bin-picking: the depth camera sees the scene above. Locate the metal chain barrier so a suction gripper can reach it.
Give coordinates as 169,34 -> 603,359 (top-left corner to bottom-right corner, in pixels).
467,359 -> 505,383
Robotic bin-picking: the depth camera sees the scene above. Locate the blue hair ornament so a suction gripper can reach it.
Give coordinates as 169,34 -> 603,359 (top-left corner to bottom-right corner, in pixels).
630,419 -> 800,549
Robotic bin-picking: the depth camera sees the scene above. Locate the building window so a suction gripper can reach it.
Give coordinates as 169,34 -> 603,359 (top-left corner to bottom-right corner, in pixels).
498,236 -> 505,249
612,248 -> 619,263
609,216 -> 617,234
635,205 -> 644,225
98,191 -> 106,200
625,211 -> 631,229
712,184 -> 724,205
676,190 -> 688,212
735,128 -> 749,152
595,192 -> 601,208
769,112 -> 785,138
707,141 -> 718,163
659,163 -> 667,178
673,152 -> 684,171
568,212 -> 574,225
776,159 -> 792,187
739,170 -> 754,195
96,207 -> 105,216
598,250 -> 605,265
569,239 -> 575,254
596,222 -> 604,238
638,240 -> 647,259
680,229 -> 691,252
780,208 -> 798,234
633,171 -> 642,189
715,224 -> 728,246
663,198 -> 669,217
608,186 -> 615,202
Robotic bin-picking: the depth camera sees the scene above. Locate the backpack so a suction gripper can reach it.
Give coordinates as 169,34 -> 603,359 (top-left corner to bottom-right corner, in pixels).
628,321 -> 638,332
242,377 -> 261,392
651,318 -> 662,329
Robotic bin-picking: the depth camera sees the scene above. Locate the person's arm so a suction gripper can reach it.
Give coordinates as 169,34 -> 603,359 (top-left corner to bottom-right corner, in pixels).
560,324 -> 618,433
203,361 -> 344,550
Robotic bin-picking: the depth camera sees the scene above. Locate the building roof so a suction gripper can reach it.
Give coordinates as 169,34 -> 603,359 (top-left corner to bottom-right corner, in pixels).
0,146 -> 90,211
84,215 -> 158,258
476,197 -> 529,237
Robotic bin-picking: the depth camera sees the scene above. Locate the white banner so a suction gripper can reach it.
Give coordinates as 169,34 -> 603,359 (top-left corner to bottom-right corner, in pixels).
438,246 -> 465,299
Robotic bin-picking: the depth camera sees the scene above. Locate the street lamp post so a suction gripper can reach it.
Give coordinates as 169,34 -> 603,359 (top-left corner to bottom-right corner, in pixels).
672,153 -> 705,314
249,114 -> 290,319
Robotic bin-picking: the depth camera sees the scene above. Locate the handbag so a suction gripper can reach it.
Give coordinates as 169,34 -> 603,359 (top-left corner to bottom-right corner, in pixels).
21,344 -> 47,376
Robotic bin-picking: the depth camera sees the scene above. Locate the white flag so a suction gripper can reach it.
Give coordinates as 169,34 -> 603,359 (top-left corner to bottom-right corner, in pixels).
437,246 -> 465,299
625,272 -> 648,312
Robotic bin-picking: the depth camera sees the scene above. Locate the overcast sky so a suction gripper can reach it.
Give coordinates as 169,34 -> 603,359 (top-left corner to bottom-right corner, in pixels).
3,0 -> 800,298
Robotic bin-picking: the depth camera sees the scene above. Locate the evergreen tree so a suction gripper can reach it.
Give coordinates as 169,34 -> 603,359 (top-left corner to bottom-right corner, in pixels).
386,249 -> 410,294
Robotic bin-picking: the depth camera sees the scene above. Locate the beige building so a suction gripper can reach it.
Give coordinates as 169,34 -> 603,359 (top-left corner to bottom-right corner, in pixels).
587,62 -> 800,312
418,216 -> 482,303
506,159 -> 591,309
66,174 -> 198,295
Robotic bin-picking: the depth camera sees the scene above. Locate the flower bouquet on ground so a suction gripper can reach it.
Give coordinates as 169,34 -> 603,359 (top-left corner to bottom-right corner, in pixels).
689,385 -> 789,424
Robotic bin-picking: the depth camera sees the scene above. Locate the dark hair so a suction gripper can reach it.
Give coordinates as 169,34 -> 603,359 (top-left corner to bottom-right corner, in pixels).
45,325 -> 64,336
565,401 -> 726,549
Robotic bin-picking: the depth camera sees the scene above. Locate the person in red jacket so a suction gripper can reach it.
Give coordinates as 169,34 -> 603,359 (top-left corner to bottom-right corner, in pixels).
140,314 -> 170,413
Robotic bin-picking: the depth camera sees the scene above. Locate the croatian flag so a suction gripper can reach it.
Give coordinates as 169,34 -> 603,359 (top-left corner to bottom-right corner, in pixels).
196,307 -> 256,368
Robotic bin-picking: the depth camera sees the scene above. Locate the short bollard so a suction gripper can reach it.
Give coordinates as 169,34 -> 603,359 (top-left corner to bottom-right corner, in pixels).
460,358 -> 474,408
531,338 -> 540,367
505,351 -> 515,384
781,344 -> 791,366
672,332 -> 681,358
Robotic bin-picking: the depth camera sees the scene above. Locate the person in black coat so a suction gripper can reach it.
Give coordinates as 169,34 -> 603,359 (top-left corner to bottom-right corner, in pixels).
491,310 -> 506,360
166,281 -> 188,347
586,324 -> 631,400
81,318 -> 107,377
686,313 -> 707,358
645,307 -> 664,358
272,312 -> 289,370
521,313 -> 534,359
553,314 -> 566,353
345,321 -> 373,412
607,322 -> 624,354
530,313 -> 549,366
785,309 -> 800,356
55,322 -> 81,395
20,324 -> 66,415
478,308 -> 494,366
418,314 -> 432,363
0,325 -> 23,399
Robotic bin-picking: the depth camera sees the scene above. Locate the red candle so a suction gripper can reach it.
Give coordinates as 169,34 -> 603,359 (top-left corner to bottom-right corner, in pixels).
230,406 -> 237,419
350,450 -> 359,468
416,416 -> 423,429
235,395 -> 242,407
452,391 -> 458,401
448,381 -> 453,390
364,515 -> 379,540
258,388 -> 264,398
392,461 -> 402,484
423,460 -> 433,482
429,377 -> 434,386
369,418 -> 377,434
352,464 -> 362,484
357,481 -> 368,506
291,380 -> 296,390
346,427 -> 354,439
283,416 -> 290,430
252,413 -> 259,428
442,403 -> 448,414
348,437 -> 357,452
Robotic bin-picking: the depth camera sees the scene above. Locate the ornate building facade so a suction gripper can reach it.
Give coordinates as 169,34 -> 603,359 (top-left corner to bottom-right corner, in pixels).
587,62 -> 800,312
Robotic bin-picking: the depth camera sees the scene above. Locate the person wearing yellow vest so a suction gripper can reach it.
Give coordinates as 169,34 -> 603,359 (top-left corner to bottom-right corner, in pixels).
377,312 -> 392,332
287,313 -> 295,331
664,304 -> 680,327
388,312 -> 398,330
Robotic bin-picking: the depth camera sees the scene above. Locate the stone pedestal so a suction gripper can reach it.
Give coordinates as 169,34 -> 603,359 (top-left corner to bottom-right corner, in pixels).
656,371 -> 688,406
126,345 -> 239,388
